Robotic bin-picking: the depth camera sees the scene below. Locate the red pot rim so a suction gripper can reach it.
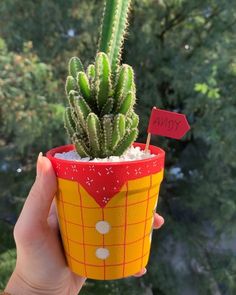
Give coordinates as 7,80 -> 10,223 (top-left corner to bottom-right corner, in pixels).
46,142 -> 165,167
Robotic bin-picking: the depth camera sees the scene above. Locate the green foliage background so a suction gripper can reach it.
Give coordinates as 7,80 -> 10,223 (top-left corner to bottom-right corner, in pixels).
0,0 -> 236,294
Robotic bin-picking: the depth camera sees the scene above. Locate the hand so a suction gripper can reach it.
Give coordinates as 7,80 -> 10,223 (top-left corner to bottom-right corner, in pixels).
5,154 -> 164,294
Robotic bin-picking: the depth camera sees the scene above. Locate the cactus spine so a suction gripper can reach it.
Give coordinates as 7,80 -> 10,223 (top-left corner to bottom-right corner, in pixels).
64,0 -> 139,159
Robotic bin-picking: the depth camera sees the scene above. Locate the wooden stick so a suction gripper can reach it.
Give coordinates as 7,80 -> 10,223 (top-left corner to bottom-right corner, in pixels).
145,106 -> 157,152
145,132 -> 151,152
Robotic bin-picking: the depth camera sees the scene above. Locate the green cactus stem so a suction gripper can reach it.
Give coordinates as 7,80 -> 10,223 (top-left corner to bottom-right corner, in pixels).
99,0 -> 131,74
112,114 -> 126,149
64,108 -> 76,139
113,128 -> 138,156
65,76 -> 76,96
102,115 -> 113,154
74,139 -> 90,158
77,72 -> 91,102
130,112 -> 139,128
87,64 -> 95,81
95,52 -> 111,110
116,91 -> 133,114
86,113 -> 101,157
101,98 -> 114,116
115,65 -> 134,101
69,57 -> 84,79
73,97 -> 90,131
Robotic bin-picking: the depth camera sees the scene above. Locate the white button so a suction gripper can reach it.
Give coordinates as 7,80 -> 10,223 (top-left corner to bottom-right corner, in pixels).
96,248 -> 110,260
95,221 -> 110,234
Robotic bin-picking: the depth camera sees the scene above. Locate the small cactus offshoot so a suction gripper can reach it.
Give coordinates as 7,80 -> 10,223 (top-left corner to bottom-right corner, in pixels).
64,0 -> 139,159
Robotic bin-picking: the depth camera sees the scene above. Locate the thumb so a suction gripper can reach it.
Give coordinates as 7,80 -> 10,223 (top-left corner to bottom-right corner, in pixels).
16,153 -> 57,232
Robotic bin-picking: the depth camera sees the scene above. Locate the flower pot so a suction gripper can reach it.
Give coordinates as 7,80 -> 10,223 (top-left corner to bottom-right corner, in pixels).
46,142 -> 165,280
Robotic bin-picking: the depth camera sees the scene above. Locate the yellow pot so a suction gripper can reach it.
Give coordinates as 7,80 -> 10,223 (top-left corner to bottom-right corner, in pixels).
47,143 -> 165,280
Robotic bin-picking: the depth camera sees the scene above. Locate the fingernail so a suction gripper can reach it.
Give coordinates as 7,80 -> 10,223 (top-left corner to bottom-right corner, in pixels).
36,152 -> 43,177
160,216 -> 165,225
134,268 -> 147,277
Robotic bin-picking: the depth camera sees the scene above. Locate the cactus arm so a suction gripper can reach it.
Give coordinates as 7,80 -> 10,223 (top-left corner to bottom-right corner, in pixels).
116,91 -> 134,115
86,113 -> 101,157
130,112 -> 139,128
99,0 -> 131,73
74,139 -> 90,158
111,114 -> 126,149
76,97 -> 92,118
98,0 -> 117,54
67,90 -> 76,107
113,128 -> 138,156
125,116 -> 132,130
65,76 -> 76,95
87,64 -> 95,81
69,57 -> 84,79
114,64 -> 134,110
64,108 -> 76,139
102,115 -> 113,154
117,114 -> 126,138
95,52 -> 111,110
66,93 -> 87,138
100,98 -> 114,116
77,72 -> 91,102
74,97 -> 92,132
74,105 -> 86,131
75,123 -> 85,138
114,65 -> 135,113
110,0 -> 131,74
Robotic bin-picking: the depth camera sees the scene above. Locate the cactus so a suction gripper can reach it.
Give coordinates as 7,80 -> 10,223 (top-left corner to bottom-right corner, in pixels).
64,0 -> 139,159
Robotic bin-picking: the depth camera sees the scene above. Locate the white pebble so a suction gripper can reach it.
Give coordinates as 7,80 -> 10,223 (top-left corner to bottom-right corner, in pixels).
54,146 -> 155,162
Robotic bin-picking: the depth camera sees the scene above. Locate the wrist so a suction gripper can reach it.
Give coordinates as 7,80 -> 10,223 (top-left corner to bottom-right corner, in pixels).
5,271 -> 32,295
5,271 -> 69,295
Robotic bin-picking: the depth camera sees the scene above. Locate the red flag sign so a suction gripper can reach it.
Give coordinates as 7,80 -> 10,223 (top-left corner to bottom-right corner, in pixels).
148,108 -> 190,139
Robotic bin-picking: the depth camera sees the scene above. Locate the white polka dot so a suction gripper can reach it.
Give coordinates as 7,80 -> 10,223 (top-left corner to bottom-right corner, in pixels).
96,248 -> 110,260
95,221 -> 110,234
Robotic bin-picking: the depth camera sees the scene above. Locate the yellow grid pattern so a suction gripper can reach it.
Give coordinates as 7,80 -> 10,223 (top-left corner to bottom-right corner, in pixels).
56,170 -> 164,280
